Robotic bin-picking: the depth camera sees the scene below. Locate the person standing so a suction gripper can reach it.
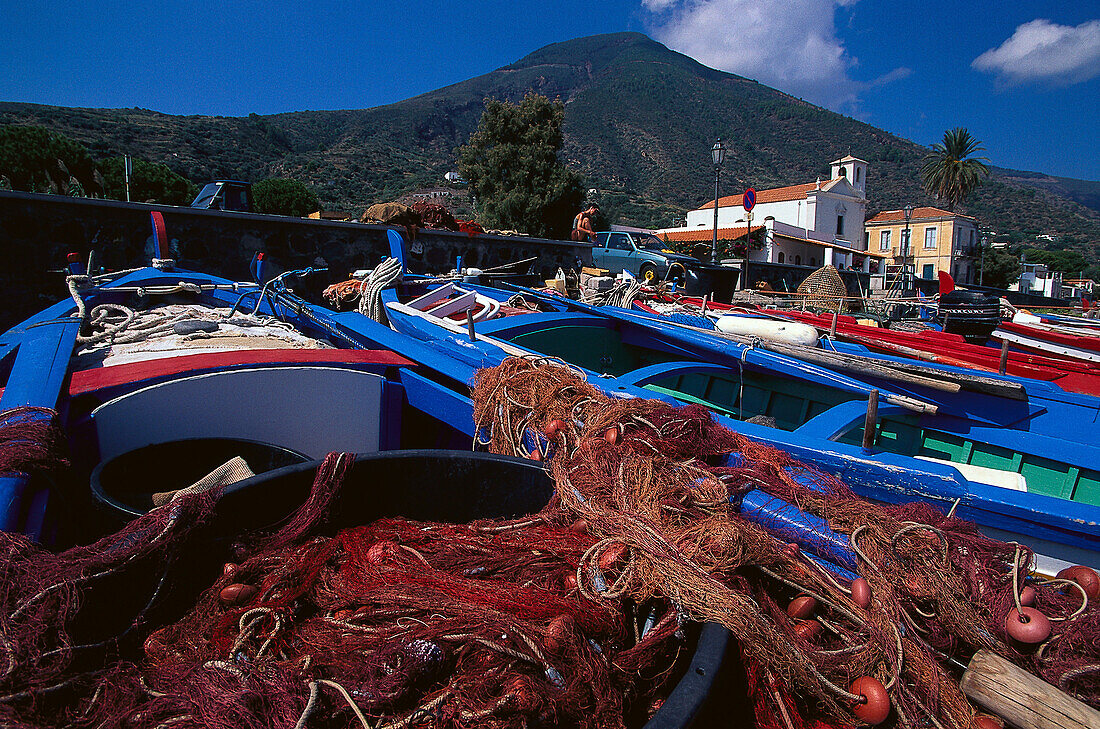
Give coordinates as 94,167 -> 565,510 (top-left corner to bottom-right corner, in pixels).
571,203 -> 598,242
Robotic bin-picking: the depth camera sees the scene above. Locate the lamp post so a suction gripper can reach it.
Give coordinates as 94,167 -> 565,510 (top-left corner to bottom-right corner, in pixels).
711,138 -> 725,263
902,204 -> 914,284
979,236 -> 987,286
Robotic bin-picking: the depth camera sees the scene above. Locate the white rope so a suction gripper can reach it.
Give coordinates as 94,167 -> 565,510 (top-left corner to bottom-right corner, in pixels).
358,257 -> 404,325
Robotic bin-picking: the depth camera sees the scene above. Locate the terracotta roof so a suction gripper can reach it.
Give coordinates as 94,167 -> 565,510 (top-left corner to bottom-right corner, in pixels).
659,225 -> 764,242
770,231 -> 891,259
696,182 -> 822,211
865,207 -> 976,224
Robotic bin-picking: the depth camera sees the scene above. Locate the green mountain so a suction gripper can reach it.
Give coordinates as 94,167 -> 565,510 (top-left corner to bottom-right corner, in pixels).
2,32 -> 1097,253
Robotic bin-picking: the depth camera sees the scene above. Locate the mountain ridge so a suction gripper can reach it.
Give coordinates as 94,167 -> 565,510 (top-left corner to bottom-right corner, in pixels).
1,32 -> 1097,252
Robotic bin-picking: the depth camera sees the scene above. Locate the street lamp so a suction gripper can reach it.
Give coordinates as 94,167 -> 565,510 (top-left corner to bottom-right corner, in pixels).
711,138 -> 725,263
980,236 -> 987,286
902,204 -> 914,276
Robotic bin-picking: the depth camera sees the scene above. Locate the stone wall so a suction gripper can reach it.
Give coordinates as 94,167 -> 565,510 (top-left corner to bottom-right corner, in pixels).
0,191 -> 594,330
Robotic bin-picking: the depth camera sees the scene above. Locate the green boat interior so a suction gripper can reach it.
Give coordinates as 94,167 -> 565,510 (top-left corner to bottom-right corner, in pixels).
506,323 -> 1100,505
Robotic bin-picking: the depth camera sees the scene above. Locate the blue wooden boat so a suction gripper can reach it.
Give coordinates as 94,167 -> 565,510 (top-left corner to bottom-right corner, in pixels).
0,249 -> 747,729
373,233 -> 1099,574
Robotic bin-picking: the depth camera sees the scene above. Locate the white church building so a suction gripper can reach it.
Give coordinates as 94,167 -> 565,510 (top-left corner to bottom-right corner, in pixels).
658,155 -> 888,272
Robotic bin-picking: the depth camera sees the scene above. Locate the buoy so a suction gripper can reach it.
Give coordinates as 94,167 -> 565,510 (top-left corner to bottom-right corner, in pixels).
1019,585 -> 1037,607
366,541 -> 399,565
1005,606 -> 1051,644
971,714 -> 1004,729
219,583 -> 258,606
793,619 -> 821,641
569,519 -> 588,534
1056,565 -> 1100,601
528,449 -> 542,462
544,614 -> 574,653
598,542 -> 629,570
715,315 -> 820,346
782,543 -> 801,558
563,572 -> 578,590
787,595 -> 817,620
850,676 -> 891,724
544,419 -> 567,439
851,578 -> 872,609
222,562 -> 239,578
506,676 -> 537,712
604,427 -> 620,445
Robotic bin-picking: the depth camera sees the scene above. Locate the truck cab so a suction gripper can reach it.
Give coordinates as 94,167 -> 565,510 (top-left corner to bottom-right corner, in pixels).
190,180 -> 253,212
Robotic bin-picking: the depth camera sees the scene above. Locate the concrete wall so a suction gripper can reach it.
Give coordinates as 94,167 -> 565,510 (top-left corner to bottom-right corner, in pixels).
0,191 -> 593,331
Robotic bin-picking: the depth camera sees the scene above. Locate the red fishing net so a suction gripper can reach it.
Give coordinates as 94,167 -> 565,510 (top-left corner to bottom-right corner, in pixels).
1,450 -> 691,728
2,360 -> 1098,729
470,356 -> 1100,727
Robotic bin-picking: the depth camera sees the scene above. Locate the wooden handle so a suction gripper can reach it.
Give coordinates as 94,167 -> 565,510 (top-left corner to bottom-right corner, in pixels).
961,650 -> 1100,729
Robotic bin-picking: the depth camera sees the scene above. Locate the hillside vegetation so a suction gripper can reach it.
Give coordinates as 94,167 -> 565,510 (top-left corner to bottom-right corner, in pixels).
1,32 -> 1097,255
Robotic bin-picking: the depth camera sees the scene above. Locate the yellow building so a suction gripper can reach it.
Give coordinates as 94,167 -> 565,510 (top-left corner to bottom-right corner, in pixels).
863,207 -> 981,283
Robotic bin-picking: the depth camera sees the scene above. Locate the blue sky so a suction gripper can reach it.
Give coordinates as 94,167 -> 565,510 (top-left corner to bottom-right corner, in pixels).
2,1 -> 1098,180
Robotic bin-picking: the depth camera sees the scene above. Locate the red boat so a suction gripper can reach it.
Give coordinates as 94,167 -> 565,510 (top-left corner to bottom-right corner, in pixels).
993,320 -> 1100,364
639,296 -> 1100,397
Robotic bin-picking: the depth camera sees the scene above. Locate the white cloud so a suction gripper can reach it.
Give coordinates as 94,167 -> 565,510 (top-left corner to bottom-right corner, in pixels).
973,19 -> 1100,85
639,0 -> 889,113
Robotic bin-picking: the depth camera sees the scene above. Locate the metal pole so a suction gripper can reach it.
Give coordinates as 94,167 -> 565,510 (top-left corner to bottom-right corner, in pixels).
712,166 -> 720,263
979,237 -> 986,286
124,154 -> 132,203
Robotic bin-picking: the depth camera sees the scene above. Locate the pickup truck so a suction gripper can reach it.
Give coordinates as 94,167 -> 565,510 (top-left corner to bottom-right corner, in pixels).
591,230 -> 738,298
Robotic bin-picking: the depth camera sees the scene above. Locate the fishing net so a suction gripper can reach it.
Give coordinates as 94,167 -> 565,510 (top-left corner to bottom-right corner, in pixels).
1,449 -> 695,728
0,407 -> 69,478
411,200 -> 459,231
3,361 -> 1099,728
470,356 -> 1100,727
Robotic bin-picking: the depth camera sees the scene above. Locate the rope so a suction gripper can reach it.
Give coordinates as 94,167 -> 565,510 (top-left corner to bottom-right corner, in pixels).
359,257 -> 404,325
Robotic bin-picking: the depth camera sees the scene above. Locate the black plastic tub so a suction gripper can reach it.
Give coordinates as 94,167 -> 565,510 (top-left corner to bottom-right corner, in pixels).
92,450 -> 735,729
90,437 -> 310,522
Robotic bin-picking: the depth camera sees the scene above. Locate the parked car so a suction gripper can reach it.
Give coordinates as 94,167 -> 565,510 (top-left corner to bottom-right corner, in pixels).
592,230 -> 738,298
191,180 -> 253,212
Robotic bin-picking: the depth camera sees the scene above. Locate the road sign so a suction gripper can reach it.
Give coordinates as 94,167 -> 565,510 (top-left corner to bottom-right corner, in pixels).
743,188 -> 756,211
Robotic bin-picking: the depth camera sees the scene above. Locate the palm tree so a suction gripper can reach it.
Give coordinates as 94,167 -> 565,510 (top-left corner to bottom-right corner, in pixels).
920,128 -> 990,210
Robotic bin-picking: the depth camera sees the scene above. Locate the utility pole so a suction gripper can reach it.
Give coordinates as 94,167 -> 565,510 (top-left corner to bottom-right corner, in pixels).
124,155 -> 132,202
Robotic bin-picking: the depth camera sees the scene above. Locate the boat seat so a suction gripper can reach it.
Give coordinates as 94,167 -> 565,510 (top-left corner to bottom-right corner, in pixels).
913,456 -> 1027,493
90,366 -> 385,462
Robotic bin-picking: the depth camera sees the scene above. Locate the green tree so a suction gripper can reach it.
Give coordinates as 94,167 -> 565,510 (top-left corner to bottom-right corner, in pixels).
98,157 -> 198,205
456,94 -> 584,239
920,127 -> 990,210
253,178 -> 320,217
0,124 -> 100,195
1020,247 -> 1088,275
979,247 -> 1022,290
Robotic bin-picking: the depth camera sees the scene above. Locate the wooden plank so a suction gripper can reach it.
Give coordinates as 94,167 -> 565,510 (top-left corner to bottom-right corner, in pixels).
961,649 -> 1100,729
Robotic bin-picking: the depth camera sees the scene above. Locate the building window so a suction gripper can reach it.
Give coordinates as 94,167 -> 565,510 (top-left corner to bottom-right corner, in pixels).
795,255 -> 802,265
836,215 -> 844,236
864,232 -> 869,249
879,230 -> 891,251
923,264 -> 934,279
969,229 -> 975,247
778,252 -> 785,263
855,167 -> 861,183
924,227 -> 937,250
810,257 -> 816,266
